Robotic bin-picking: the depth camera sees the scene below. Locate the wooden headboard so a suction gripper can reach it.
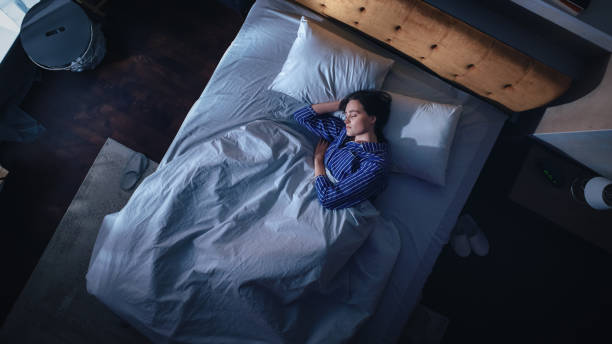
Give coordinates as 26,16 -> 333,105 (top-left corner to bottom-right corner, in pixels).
293,0 -> 572,112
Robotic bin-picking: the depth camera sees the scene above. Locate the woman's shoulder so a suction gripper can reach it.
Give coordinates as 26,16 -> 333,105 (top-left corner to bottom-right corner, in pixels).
361,151 -> 388,172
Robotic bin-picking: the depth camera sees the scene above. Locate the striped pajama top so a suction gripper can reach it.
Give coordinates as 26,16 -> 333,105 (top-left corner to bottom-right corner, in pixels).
294,105 -> 388,210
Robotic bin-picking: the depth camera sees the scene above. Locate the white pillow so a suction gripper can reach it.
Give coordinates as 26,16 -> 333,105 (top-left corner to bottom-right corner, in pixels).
268,16 -> 394,104
383,92 -> 463,186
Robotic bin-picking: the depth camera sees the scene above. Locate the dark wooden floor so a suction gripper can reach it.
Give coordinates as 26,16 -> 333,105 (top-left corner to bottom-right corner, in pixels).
1,1 -> 611,343
0,0 -> 244,328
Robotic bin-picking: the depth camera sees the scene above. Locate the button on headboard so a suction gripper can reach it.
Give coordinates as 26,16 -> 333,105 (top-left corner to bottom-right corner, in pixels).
294,0 -> 572,112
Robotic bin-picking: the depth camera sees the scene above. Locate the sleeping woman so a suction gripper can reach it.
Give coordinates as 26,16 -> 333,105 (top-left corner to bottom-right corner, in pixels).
293,90 -> 391,210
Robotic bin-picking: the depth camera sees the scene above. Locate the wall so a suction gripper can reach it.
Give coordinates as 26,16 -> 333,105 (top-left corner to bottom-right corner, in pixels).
534,54 -> 612,180
536,54 -> 612,132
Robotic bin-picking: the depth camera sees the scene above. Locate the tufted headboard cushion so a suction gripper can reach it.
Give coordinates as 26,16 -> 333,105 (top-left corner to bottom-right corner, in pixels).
293,0 -> 572,112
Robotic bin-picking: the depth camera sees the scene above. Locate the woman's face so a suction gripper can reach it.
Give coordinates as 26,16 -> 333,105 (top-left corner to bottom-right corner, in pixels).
344,100 -> 376,137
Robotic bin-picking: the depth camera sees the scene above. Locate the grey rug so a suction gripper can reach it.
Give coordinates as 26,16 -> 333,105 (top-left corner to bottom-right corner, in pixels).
0,137 -> 448,344
0,138 -> 155,343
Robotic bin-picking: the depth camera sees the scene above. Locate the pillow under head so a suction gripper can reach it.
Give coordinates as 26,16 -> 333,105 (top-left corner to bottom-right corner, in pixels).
383,92 -> 463,186
268,16 -> 394,104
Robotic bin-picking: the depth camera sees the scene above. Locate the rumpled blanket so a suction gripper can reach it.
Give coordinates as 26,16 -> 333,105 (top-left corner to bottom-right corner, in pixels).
86,119 -> 399,343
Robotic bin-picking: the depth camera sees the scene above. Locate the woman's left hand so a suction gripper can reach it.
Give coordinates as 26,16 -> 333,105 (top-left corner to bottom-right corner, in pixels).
314,139 -> 330,161
314,139 -> 329,177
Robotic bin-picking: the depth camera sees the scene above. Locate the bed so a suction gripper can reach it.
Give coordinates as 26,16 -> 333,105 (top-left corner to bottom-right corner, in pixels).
85,0 -> 570,343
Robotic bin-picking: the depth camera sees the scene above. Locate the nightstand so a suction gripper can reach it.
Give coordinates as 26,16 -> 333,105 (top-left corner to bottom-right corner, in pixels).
509,142 -> 612,253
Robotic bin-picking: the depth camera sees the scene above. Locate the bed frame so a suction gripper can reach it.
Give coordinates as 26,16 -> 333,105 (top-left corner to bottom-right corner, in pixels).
293,0 -> 572,112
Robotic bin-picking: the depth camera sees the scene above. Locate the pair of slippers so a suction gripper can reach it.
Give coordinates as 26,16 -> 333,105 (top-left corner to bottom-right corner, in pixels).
120,152 -> 149,191
0,166 -> 8,192
450,213 -> 490,257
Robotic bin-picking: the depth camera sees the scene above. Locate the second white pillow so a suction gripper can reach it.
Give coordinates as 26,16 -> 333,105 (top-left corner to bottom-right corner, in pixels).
383,92 -> 463,186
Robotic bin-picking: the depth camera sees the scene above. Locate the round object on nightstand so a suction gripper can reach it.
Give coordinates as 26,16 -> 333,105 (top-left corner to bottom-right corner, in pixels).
584,177 -> 612,210
20,0 -> 106,71
571,176 -> 612,210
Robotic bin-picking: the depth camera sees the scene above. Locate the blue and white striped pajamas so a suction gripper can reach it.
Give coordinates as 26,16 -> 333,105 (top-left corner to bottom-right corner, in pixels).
294,106 -> 388,210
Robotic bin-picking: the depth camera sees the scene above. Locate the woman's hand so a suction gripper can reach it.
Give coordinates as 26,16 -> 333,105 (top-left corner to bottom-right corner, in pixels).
314,139 -> 329,177
315,139 -> 329,160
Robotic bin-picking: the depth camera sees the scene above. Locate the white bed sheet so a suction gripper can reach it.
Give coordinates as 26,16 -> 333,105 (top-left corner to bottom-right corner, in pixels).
161,0 -> 506,342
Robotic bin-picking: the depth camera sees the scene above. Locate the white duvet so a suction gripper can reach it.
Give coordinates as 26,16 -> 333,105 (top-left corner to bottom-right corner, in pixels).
86,119 -> 400,343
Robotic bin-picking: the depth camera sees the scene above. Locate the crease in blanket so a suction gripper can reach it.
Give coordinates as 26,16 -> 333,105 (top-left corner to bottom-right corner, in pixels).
86,119 -> 400,343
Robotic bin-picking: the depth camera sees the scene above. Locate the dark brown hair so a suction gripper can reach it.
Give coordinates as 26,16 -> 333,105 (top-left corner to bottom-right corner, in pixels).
339,90 -> 391,141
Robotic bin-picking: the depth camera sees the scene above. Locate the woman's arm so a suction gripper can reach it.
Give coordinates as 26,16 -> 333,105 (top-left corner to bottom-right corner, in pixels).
311,100 -> 341,115
314,139 -> 329,177
293,104 -> 344,141
314,161 -> 386,210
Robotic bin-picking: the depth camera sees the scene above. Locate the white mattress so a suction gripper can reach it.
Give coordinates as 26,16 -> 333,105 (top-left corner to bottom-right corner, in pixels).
161,0 -> 507,342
